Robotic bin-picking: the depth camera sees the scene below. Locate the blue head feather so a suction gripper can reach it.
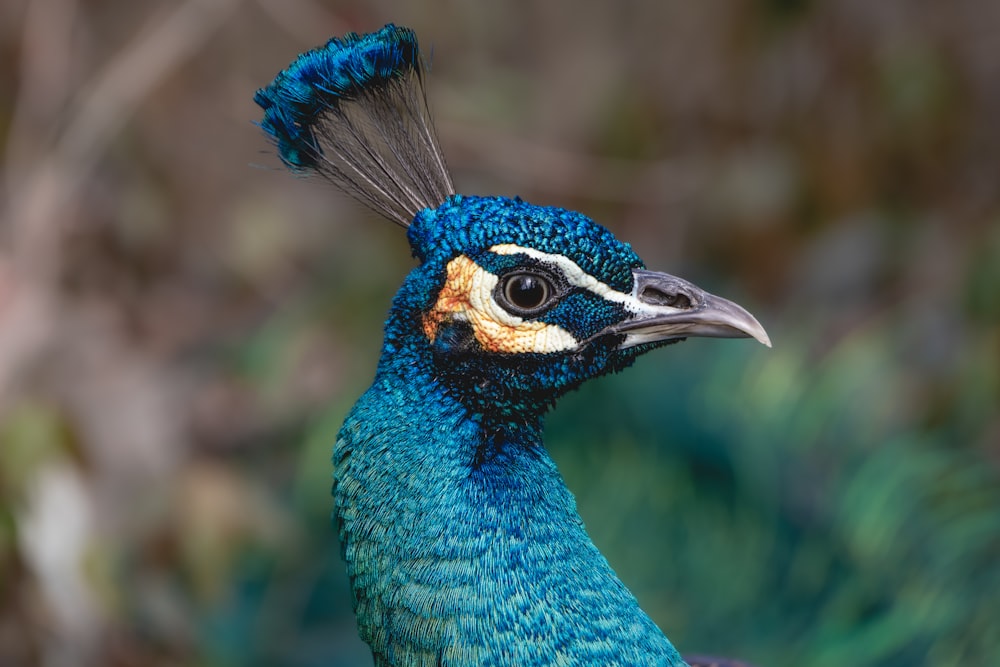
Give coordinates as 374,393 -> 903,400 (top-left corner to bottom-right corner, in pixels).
406,194 -> 642,292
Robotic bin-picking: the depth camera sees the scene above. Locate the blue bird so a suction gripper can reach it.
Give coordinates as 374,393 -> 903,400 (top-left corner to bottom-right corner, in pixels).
256,24 -> 769,667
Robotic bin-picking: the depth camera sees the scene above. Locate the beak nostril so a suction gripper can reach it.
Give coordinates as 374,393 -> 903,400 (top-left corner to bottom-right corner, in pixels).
640,286 -> 693,309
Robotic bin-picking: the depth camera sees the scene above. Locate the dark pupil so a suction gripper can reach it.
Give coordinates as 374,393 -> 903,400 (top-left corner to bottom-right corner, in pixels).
507,275 -> 547,309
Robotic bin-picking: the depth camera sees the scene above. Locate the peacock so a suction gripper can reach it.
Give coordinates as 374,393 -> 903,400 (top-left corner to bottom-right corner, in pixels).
255,24 -> 769,667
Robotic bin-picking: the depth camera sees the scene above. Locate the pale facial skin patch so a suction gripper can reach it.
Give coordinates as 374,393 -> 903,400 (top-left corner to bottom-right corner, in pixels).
422,254 -> 579,354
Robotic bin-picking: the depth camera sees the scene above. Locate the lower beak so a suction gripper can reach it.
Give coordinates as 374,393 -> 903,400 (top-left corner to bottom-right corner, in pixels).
607,270 -> 771,348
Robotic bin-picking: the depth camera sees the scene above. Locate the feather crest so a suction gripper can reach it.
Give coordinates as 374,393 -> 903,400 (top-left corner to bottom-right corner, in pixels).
254,24 -> 455,227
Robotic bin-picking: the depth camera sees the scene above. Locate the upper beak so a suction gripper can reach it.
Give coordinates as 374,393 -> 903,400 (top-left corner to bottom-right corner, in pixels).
607,269 -> 771,348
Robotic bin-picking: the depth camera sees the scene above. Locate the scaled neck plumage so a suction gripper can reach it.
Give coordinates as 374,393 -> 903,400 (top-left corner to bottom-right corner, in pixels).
333,323 -> 685,666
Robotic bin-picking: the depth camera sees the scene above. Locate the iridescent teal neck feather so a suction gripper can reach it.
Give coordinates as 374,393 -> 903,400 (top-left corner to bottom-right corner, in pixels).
336,354 -> 683,665
256,23 -> 770,667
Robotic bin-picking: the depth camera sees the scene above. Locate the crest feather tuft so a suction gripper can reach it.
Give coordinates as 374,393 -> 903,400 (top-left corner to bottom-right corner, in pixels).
255,24 -> 455,227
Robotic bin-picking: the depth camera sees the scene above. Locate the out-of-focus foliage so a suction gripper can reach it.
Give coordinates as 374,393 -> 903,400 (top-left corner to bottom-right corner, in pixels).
0,1 -> 997,666
554,328 -> 999,667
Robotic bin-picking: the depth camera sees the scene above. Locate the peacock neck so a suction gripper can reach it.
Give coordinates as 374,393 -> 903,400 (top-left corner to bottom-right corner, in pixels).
333,338 -> 686,666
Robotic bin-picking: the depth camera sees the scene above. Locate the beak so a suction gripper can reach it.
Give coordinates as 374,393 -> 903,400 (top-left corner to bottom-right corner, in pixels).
606,270 -> 771,348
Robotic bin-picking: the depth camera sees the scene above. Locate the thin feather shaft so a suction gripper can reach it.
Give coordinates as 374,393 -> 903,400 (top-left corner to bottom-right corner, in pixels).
254,24 -> 455,227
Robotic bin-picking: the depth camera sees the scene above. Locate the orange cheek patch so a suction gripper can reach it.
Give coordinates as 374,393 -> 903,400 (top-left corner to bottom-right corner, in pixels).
422,255 -> 578,354
422,256 -> 476,342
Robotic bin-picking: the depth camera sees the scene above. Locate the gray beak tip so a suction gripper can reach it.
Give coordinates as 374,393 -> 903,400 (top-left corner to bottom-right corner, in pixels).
744,317 -> 772,348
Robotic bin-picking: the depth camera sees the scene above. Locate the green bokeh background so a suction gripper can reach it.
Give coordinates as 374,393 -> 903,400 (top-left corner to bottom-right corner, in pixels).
1,1 -> 997,666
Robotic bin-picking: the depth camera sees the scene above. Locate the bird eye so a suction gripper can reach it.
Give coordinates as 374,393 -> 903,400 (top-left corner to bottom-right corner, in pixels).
498,271 -> 555,316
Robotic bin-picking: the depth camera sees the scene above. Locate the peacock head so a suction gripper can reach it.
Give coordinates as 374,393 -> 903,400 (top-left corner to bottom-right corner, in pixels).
380,194 -> 770,424
255,24 -> 769,424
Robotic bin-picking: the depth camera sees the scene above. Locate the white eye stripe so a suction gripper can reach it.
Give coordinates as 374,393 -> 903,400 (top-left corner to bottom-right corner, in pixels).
489,244 -> 634,307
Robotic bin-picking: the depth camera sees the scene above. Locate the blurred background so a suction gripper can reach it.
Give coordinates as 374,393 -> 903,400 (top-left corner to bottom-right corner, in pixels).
1,0 -> 998,665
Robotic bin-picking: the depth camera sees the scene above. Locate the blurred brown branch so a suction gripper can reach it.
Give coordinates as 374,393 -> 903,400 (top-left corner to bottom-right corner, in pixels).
0,0 -> 248,661
255,0 -> 350,45
0,0 -> 245,412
